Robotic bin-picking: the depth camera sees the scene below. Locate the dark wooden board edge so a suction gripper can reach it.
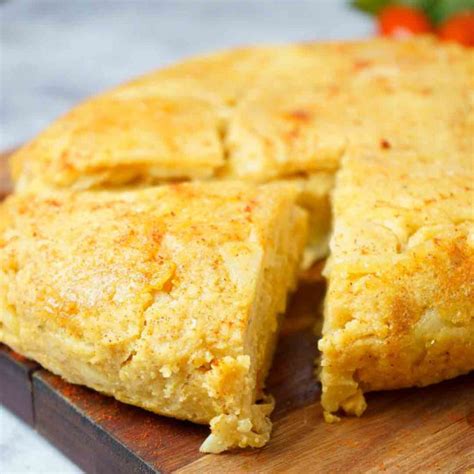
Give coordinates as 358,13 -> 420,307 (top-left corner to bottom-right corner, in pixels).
0,341 -> 206,474
0,344 -> 203,474
33,370 -> 157,474
33,370 -> 208,473
0,344 -> 39,425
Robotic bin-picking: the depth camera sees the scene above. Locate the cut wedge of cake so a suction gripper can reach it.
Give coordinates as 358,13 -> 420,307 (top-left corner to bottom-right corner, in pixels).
0,182 -> 307,452
319,150 -> 474,420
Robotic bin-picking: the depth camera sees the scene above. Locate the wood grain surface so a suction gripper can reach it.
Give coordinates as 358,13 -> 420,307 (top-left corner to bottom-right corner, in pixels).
1,150 -> 473,473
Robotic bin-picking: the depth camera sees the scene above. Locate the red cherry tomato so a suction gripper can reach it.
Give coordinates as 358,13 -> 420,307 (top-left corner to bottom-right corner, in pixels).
438,11 -> 474,47
378,5 -> 432,38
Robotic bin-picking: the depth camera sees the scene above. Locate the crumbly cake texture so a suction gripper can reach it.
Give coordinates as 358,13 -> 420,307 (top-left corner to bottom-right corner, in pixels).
0,182 -> 308,453
319,151 -> 474,420
4,36 -> 474,438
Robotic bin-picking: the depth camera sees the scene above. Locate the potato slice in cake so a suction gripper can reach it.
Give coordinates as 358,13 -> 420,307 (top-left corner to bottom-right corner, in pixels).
0,182 -> 307,452
319,151 -> 474,420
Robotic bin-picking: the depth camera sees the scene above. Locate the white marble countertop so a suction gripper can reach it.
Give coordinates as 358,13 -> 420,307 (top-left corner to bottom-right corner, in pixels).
0,1 -> 371,472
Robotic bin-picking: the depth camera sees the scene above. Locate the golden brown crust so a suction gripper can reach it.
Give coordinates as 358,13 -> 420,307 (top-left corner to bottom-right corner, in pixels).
11,37 -> 473,190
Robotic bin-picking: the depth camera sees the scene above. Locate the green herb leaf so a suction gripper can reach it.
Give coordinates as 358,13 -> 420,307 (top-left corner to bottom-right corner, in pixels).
351,0 -> 473,20
351,0 -> 392,14
425,0 -> 474,24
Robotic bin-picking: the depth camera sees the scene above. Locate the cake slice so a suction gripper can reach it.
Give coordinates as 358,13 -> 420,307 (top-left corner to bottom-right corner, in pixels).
10,94 -> 226,191
319,150 -> 474,420
0,182 -> 307,452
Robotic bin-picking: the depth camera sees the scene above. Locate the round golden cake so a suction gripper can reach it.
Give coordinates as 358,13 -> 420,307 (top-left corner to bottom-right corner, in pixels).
3,36 -> 474,450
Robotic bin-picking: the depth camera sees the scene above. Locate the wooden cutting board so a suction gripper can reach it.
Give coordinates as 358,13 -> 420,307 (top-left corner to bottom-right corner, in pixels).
1,150 -> 473,473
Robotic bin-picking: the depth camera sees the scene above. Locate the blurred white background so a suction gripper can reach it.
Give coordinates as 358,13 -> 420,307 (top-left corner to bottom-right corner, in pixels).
0,1 -> 371,472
